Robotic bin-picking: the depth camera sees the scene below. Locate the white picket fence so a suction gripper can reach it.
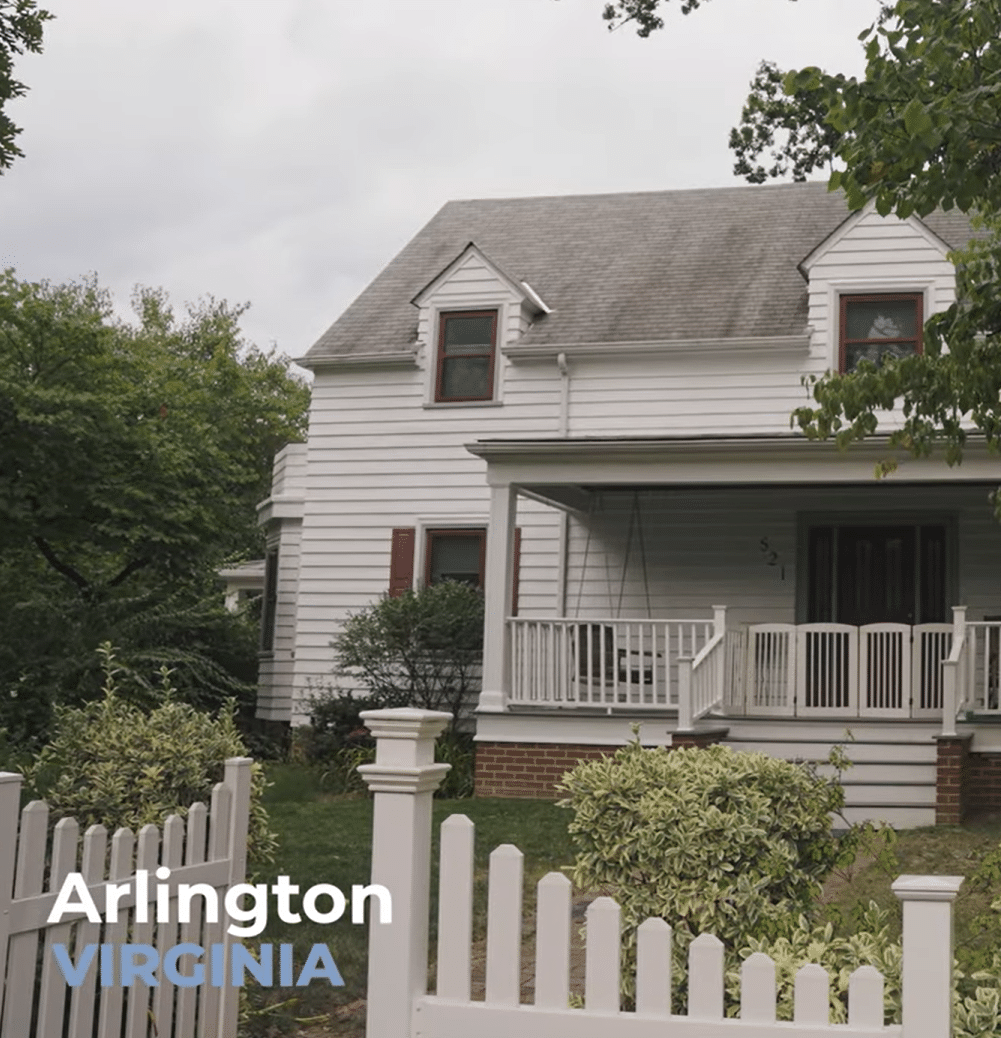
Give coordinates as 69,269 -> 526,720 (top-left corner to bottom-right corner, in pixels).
359,709 -> 961,1038
0,757 -> 252,1038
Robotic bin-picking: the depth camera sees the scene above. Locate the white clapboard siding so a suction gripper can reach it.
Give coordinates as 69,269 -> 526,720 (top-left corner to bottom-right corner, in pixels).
288,356 -> 563,719
0,759 -> 252,1038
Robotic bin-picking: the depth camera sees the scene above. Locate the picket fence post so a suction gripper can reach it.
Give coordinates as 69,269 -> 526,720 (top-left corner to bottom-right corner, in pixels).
893,874 -> 964,1038
359,709 -> 451,1038
217,756 -> 254,1038
0,772 -> 22,1029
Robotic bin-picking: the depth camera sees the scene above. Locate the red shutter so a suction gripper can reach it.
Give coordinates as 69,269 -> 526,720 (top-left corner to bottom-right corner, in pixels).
511,527 -> 522,617
389,527 -> 415,597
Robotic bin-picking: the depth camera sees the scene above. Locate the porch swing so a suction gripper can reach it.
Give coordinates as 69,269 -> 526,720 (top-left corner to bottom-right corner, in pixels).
571,491 -> 659,700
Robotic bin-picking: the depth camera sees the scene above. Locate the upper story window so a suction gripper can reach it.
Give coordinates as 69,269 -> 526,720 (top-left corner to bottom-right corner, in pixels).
840,293 -> 923,373
435,310 -> 497,402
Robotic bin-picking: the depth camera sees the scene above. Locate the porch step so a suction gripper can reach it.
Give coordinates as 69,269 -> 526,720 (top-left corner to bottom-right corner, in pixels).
724,739 -> 937,765
718,720 -> 938,829
838,805 -> 937,828
814,761 -> 934,784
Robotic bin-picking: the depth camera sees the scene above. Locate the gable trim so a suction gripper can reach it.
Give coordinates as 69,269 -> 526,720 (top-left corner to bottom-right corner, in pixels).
800,200 -> 956,276
411,242 -> 549,314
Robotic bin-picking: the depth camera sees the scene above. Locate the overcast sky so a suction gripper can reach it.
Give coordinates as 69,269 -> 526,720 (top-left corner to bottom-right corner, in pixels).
0,0 -> 882,363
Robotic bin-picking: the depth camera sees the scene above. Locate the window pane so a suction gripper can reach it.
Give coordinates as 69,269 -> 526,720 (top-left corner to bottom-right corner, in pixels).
845,340 -> 917,371
429,534 -> 482,586
845,299 -> 916,340
444,315 -> 494,349
441,356 -> 491,398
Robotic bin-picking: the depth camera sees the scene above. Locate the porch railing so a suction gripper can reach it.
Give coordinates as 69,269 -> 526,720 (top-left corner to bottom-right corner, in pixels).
677,624 -> 727,730
508,607 -> 996,722
507,615 -> 717,709
964,618 -> 1001,713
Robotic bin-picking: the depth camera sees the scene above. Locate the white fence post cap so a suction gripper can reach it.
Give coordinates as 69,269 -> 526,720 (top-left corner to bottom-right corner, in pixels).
891,875 -> 964,901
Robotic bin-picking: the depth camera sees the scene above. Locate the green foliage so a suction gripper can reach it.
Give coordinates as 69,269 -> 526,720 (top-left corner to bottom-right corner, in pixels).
727,903 -> 902,1023
332,581 -> 485,729
601,0 -> 784,35
729,60 -> 839,184
22,645 -> 277,874
558,741 -> 854,1000
294,685 -> 475,798
0,1 -> 52,171
0,272 -> 309,738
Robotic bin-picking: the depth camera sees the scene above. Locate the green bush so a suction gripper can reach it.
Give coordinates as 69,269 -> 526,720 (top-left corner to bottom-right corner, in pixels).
332,581 -> 484,728
22,645 -> 276,874
726,903 -> 902,1024
558,740 -> 854,1001
294,685 -> 475,798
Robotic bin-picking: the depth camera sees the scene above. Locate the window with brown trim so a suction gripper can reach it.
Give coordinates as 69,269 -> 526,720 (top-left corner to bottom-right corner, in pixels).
425,529 -> 486,588
435,310 -> 497,402
840,293 -> 923,374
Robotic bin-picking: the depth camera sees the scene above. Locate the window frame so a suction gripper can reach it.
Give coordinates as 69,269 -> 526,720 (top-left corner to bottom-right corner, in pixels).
434,309 -> 498,403
259,548 -> 279,653
424,527 -> 486,588
839,292 -> 923,374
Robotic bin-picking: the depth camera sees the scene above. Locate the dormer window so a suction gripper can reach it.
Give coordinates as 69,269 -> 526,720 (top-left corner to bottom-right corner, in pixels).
435,310 -> 497,402
840,293 -> 923,373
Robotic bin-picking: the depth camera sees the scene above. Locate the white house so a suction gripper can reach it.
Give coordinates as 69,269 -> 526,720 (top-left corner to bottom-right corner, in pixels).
257,181 -> 1001,827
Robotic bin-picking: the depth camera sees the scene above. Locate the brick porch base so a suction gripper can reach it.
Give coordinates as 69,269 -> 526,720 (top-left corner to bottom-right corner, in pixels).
474,730 -> 728,799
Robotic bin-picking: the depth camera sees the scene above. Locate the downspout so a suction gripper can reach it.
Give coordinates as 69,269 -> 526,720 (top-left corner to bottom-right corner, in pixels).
557,352 -> 570,616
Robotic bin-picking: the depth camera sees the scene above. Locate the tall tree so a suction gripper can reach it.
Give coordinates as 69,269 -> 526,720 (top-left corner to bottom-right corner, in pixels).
606,0 -> 1001,512
0,271 -> 309,738
0,0 -> 52,171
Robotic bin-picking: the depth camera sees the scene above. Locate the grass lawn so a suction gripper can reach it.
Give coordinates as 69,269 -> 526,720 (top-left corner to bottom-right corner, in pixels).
244,764 -> 1001,1036
244,764 -> 575,1035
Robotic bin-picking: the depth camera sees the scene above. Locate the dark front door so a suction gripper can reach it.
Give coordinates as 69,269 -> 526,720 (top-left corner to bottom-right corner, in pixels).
838,526 -> 915,625
807,523 -> 947,625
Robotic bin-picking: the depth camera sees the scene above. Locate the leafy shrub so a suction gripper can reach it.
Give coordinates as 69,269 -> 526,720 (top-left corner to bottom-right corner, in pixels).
293,685 -> 475,798
732,905 -> 1001,1037
558,740 -> 856,1001
726,903 -> 902,1023
294,686 -> 390,764
23,645 -> 276,874
332,581 -> 484,728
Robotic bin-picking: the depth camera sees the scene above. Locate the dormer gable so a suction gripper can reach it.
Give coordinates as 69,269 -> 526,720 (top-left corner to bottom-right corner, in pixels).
411,243 -> 551,405
412,242 -> 551,315
799,201 -> 960,373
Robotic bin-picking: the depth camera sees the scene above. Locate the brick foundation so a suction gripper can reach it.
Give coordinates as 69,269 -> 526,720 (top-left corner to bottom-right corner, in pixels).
474,729 -> 729,799
965,750 -> 1001,817
474,742 -> 614,798
935,735 -> 971,825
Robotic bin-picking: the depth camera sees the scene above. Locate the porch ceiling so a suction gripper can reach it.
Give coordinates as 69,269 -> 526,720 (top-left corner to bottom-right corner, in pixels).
467,434 -> 1001,505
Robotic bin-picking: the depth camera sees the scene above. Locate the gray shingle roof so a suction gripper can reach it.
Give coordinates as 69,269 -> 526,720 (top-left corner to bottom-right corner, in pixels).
304,182 -> 976,362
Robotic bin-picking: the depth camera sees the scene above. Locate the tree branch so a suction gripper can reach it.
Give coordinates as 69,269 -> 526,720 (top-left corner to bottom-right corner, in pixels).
106,555 -> 151,589
33,536 -> 92,596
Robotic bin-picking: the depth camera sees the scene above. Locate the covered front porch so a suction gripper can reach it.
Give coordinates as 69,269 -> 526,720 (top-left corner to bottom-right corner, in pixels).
470,434 -> 1001,740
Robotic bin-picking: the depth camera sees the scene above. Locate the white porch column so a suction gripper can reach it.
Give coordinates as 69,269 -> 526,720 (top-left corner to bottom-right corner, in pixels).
892,874 -> 963,1038
358,709 -> 451,1038
479,483 -> 516,712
